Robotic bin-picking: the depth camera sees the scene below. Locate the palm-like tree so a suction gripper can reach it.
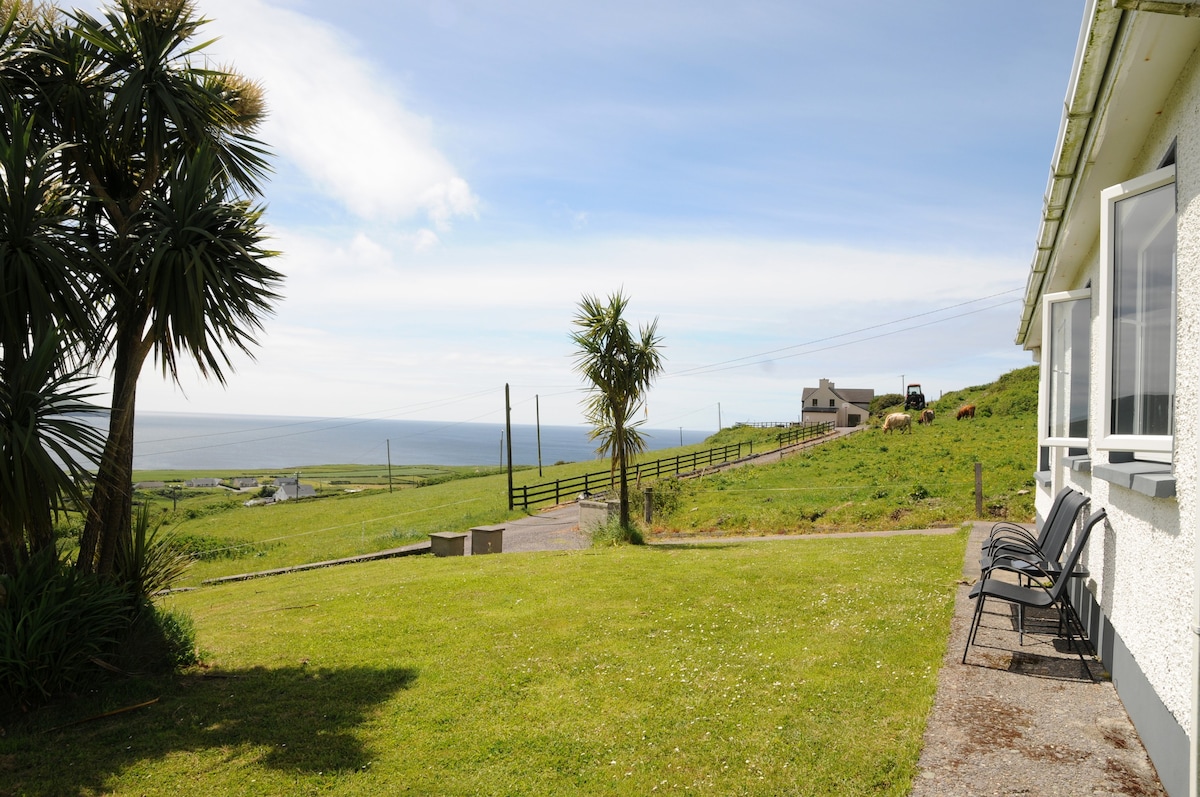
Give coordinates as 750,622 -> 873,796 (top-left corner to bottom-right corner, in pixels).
0,5 -> 104,572
0,331 -> 106,573
18,0 -> 282,575
571,291 -> 664,532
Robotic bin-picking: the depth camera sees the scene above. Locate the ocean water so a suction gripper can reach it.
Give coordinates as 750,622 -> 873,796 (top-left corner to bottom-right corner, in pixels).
127,412 -> 711,471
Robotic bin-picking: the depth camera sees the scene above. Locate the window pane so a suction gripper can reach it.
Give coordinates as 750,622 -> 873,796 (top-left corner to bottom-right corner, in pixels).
1047,297 -> 1090,440
1111,182 -> 1175,437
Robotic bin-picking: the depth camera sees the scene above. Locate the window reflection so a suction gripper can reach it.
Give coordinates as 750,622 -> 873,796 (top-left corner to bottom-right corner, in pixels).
1111,182 -> 1175,437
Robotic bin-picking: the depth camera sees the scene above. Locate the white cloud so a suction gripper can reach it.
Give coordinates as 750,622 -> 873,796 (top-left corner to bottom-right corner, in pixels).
201,0 -> 479,227
126,226 -> 1028,425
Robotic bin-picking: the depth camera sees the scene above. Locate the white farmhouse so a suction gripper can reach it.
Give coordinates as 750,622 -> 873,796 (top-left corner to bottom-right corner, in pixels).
800,378 -> 872,427
1017,4 -> 1200,794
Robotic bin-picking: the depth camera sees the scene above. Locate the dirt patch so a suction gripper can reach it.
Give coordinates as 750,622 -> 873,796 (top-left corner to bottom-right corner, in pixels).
950,695 -> 1027,765
1104,757 -> 1162,797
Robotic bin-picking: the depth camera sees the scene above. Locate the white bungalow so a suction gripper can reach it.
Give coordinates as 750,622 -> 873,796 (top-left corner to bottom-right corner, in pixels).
1017,4 -> 1200,793
185,477 -> 221,488
273,478 -> 316,502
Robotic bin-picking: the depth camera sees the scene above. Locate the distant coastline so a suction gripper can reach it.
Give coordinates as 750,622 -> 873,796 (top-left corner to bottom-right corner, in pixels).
120,411 -> 711,471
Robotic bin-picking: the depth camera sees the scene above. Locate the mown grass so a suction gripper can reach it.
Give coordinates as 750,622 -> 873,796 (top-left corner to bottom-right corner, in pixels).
108,435 -> 802,585
1,533 -> 965,796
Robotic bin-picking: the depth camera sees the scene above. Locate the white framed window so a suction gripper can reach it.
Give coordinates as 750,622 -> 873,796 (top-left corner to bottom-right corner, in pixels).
1097,164 -> 1176,457
1039,289 -> 1090,448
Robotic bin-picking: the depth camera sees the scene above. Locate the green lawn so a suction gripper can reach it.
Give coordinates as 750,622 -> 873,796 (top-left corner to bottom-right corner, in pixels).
2,533 -> 966,796
110,435 -> 780,586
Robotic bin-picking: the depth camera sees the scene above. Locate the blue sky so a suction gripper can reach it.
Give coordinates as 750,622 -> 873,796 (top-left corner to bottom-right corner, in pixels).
111,0 -> 1083,429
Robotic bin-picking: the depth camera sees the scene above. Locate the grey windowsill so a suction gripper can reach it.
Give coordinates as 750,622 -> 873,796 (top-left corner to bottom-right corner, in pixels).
1091,460 -> 1176,498
1034,470 -> 1052,488
1062,455 -> 1091,474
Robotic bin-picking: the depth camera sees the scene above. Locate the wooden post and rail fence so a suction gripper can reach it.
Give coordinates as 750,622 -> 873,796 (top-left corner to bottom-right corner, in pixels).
508,421 -> 835,511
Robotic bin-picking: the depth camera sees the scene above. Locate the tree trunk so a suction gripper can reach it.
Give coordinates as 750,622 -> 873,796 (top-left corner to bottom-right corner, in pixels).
615,415 -> 630,529
77,318 -> 149,576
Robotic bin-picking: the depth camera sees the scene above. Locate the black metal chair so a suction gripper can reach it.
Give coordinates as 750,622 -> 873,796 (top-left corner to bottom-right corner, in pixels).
978,487 -> 1087,571
963,508 -> 1107,676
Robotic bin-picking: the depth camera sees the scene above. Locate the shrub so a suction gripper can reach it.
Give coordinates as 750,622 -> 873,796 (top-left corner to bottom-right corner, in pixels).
115,503 -> 192,600
118,604 -> 198,673
870,393 -> 904,416
591,518 -> 644,546
0,549 -> 131,715
649,479 -> 683,517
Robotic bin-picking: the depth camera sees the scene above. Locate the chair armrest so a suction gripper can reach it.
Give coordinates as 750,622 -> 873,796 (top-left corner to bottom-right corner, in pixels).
982,537 -> 1042,562
983,525 -> 1039,547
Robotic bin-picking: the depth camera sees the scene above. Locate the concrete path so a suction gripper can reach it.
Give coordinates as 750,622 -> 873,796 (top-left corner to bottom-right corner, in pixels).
467,503 -> 588,554
911,521 -> 1165,795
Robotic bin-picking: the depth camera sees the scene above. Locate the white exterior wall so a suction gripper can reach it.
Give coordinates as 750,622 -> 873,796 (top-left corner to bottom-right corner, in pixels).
1038,38 -> 1200,738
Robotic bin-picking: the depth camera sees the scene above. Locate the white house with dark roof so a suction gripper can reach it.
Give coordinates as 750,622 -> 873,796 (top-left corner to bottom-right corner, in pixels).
273,478 -> 315,502
800,378 -> 872,427
1017,3 -> 1200,793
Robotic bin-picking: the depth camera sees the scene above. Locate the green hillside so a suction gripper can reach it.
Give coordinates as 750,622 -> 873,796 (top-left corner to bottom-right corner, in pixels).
648,365 -> 1039,536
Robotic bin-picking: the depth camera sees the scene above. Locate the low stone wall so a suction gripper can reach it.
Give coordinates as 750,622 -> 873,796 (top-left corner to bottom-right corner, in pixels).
579,498 -> 619,532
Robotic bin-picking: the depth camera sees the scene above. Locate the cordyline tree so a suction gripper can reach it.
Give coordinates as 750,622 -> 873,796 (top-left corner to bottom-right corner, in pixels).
571,291 -> 664,534
0,5 -> 106,572
1,0 -> 282,576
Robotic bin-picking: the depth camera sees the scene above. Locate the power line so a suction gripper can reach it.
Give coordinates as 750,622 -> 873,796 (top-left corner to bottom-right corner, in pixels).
665,292 -> 1021,380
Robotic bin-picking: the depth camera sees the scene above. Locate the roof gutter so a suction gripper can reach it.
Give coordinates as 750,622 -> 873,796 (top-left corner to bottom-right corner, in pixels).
1113,0 -> 1200,15
1015,0 -> 1123,346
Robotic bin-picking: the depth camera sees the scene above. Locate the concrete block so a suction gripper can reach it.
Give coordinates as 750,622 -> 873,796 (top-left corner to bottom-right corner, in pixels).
579,498 -> 619,532
471,525 -> 504,554
430,532 -> 466,557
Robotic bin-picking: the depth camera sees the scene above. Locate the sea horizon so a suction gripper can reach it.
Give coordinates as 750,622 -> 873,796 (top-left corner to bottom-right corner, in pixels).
121,410 -> 713,471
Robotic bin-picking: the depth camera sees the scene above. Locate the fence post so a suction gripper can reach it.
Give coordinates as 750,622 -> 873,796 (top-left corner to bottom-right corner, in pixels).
974,462 -> 983,517
644,487 -> 653,524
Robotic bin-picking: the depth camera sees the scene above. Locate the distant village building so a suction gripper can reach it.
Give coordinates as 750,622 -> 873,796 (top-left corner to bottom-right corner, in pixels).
273,477 -> 316,502
185,478 -> 221,488
800,379 -> 872,427
230,477 -> 258,489
133,481 -> 165,490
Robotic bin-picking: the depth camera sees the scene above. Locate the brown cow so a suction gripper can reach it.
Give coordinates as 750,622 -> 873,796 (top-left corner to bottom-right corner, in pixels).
882,412 -> 912,434
956,404 -> 976,420
919,409 -> 935,425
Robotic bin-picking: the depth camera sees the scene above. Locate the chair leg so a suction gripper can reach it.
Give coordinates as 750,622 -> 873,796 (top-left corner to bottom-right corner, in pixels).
1017,573 -> 1027,645
962,592 -> 987,664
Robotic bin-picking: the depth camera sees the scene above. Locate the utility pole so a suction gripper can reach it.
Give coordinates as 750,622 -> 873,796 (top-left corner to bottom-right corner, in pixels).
505,383 -> 514,510
536,394 -> 543,477
386,439 -> 393,494
718,402 -> 722,431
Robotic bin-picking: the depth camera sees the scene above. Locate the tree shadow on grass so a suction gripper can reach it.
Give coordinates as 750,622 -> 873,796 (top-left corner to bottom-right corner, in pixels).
0,664 -> 417,796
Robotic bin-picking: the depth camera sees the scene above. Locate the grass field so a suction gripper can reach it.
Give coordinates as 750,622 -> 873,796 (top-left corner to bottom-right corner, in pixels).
67,366 -> 1034,587
654,411 -> 1035,536
1,368 -> 1040,794
1,532 -> 966,796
